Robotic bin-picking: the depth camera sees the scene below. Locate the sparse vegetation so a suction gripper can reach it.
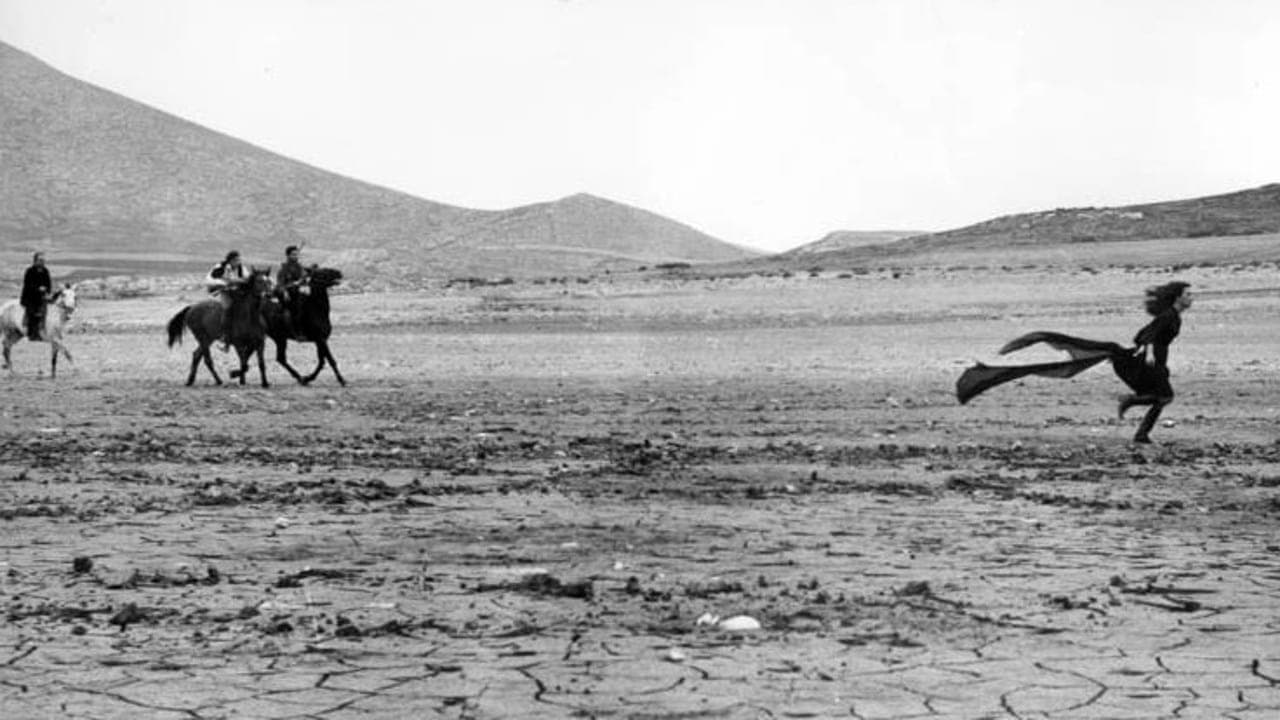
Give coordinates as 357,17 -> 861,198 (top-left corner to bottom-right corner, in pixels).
445,276 -> 517,289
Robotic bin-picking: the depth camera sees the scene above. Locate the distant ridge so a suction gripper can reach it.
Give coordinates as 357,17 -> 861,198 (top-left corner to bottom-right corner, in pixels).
894,183 -> 1280,252
432,192 -> 760,276
755,183 -> 1280,269
782,230 -> 924,256
0,40 -> 755,282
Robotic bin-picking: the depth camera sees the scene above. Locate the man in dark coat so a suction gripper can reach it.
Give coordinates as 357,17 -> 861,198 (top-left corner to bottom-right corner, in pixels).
21,252 -> 51,340
275,245 -> 309,337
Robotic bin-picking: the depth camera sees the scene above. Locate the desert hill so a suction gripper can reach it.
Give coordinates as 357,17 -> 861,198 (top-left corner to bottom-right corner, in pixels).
890,183 -> 1280,252
740,183 -> 1280,272
415,192 -> 756,278
0,40 -> 754,284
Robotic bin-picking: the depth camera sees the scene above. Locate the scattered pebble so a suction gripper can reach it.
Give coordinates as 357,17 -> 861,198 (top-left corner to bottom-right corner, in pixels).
896,580 -> 932,597
719,615 -> 762,632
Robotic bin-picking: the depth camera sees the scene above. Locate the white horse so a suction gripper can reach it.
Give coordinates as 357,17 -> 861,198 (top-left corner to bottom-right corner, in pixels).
1,285 -> 78,378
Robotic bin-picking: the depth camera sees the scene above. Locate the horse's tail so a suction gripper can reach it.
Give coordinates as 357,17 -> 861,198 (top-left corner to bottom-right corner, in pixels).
166,307 -> 189,348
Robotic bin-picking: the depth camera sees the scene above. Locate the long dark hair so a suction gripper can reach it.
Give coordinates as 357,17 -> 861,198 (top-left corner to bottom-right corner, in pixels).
1144,281 -> 1190,316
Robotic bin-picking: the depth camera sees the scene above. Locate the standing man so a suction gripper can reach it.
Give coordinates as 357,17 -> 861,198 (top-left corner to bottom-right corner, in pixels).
275,245 -> 308,337
21,252 -> 51,341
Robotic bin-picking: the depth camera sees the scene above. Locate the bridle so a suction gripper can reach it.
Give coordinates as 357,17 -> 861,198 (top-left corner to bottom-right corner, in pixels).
49,288 -> 76,319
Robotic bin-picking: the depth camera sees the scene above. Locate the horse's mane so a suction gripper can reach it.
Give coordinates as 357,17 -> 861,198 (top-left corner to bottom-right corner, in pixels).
309,267 -> 342,287
48,284 -> 75,306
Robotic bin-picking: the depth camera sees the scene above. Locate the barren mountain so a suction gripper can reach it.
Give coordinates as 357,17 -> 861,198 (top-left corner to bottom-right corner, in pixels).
0,40 -> 754,283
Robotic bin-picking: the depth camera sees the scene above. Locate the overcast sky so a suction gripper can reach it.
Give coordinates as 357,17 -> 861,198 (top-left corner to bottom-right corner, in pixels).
3,0 -> 1279,252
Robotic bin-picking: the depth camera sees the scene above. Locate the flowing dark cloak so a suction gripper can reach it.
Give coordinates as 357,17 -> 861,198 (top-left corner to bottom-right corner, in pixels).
955,331 -> 1166,405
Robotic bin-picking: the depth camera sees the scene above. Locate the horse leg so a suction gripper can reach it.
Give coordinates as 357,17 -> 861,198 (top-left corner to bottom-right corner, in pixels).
2,334 -> 14,371
256,345 -> 270,388
193,343 -> 221,385
50,342 -> 57,380
228,345 -> 245,382
207,348 -> 223,384
235,347 -> 249,385
204,346 -> 223,385
48,338 -> 72,379
319,340 -> 346,387
274,338 -> 306,384
301,343 -> 326,385
187,345 -> 201,385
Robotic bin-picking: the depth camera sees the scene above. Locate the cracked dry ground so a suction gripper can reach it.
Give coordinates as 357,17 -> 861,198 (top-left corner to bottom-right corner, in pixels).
3,343 -> 1280,718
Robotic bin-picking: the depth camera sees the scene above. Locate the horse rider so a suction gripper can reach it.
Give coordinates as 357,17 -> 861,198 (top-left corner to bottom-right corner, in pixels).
275,245 -> 309,337
205,250 -> 248,350
21,252 -> 51,341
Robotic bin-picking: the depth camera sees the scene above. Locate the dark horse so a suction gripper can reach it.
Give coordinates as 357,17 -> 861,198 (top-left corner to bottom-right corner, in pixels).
166,268 -> 273,387
262,267 -> 346,386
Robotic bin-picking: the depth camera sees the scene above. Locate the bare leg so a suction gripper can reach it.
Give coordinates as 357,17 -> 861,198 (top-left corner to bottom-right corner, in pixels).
1119,393 -> 1157,419
1119,392 -> 1172,443
1133,401 -> 1167,444
1117,394 -> 1137,419
1119,392 -> 1174,416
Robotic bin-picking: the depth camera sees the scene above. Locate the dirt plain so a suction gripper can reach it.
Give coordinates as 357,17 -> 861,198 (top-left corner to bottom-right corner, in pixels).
2,264 -> 1279,719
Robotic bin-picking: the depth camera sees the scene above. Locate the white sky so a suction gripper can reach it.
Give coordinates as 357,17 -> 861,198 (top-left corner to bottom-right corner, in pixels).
3,0 -> 1280,252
